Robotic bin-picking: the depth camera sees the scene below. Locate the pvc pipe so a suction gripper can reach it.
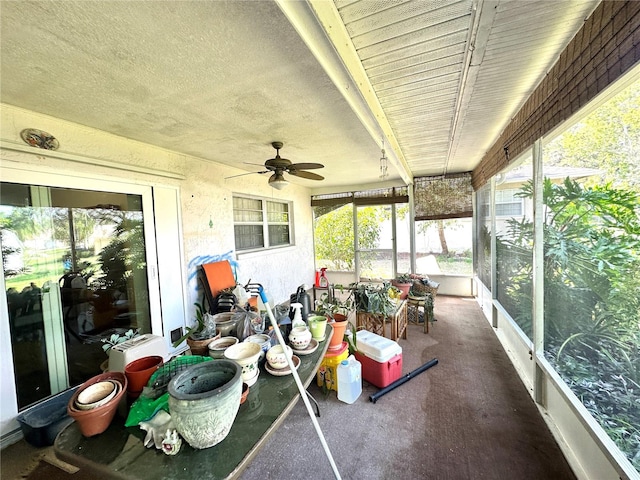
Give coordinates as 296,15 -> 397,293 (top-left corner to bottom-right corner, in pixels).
369,358 -> 439,404
258,287 -> 342,480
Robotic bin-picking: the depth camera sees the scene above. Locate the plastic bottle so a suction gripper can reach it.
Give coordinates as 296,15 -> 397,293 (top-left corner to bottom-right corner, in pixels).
337,355 -> 362,404
290,303 -> 306,329
319,267 -> 329,288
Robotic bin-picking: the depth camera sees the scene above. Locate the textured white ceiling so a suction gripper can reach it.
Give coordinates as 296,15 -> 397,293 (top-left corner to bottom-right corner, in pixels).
0,0 -> 600,192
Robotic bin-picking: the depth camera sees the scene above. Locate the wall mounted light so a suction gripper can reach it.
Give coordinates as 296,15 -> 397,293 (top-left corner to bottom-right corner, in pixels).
20,128 -> 59,150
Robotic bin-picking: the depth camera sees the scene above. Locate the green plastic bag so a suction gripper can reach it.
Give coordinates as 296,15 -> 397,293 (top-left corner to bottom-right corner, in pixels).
124,355 -> 212,427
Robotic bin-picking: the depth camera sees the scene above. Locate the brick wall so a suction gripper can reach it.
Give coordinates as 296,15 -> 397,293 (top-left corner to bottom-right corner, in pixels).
472,1 -> 640,190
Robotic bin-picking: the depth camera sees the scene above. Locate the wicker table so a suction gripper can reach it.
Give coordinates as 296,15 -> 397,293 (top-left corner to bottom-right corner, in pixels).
356,299 -> 407,341
407,293 -> 434,334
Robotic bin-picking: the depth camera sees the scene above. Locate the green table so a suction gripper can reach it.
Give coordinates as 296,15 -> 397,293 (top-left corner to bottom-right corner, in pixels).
55,329 -> 331,480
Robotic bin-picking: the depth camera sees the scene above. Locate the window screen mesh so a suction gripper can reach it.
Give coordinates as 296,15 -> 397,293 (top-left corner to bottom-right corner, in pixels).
414,173 -> 473,221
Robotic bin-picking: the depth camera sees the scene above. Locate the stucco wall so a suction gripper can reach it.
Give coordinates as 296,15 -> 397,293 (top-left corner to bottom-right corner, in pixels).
0,104 -> 316,440
0,104 -> 315,305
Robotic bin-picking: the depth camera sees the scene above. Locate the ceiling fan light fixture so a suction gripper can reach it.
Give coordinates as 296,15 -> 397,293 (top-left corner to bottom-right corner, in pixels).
268,172 -> 288,190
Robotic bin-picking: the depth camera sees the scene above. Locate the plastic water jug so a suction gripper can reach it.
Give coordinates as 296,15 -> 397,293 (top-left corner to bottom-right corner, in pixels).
337,355 -> 362,404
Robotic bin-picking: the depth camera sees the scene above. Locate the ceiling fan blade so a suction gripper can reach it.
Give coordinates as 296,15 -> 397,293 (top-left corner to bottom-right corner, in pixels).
288,170 -> 324,181
289,162 -> 324,170
225,170 -> 269,179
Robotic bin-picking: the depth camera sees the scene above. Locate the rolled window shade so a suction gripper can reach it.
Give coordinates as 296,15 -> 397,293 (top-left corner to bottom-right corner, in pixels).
414,173 -> 473,221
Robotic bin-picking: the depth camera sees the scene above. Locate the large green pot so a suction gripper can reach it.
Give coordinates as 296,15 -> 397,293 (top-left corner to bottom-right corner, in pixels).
168,360 -> 241,449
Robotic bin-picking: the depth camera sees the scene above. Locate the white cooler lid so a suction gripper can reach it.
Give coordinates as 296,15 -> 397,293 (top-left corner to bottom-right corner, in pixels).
355,330 -> 402,363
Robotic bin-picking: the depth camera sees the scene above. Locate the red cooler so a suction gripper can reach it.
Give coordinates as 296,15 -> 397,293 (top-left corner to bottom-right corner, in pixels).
354,330 -> 402,388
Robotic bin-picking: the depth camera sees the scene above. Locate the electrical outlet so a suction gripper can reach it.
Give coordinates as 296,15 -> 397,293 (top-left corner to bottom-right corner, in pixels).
170,327 -> 183,344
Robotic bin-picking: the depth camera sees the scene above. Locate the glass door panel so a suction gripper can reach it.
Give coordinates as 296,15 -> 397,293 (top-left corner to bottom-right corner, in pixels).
1,182 -> 151,410
395,203 -> 411,275
356,205 -> 393,279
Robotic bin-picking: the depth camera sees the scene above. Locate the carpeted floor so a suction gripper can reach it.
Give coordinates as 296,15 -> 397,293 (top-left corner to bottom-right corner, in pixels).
3,296 -> 576,480
239,296 -> 576,480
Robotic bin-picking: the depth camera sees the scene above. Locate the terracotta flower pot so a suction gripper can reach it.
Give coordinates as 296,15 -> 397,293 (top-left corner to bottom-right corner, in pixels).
240,382 -> 250,405
67,372 -> 127,437
391,280 -> 412,299
328,318 -> 348,351
124,355 -> 163,399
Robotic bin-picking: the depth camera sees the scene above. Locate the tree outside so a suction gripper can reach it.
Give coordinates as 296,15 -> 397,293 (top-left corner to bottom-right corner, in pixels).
314,204 -> 381,271
495,78 -> 640,469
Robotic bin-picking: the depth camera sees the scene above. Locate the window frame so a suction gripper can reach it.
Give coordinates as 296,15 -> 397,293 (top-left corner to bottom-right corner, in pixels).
494,188 -> 524,217
233,194 -> 293,252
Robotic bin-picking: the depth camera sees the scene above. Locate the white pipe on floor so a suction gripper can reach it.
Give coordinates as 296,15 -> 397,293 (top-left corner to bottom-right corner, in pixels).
258,287 -> 341,480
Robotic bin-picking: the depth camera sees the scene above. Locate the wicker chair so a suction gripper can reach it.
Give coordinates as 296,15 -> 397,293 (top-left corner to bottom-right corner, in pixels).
407,278 -> 438,333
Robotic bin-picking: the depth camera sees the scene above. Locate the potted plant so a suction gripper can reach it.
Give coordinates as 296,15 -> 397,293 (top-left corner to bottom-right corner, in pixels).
349,282 -> 397,316
315,287 -> 353,350
101,328 -> 139,354
172,302 -> 219,355
347,282 -> 401,339
391,273 -> 412,299
314,291 -> 344,320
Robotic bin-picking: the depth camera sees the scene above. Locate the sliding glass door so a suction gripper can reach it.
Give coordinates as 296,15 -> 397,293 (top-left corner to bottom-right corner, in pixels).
1,182 -> 151,409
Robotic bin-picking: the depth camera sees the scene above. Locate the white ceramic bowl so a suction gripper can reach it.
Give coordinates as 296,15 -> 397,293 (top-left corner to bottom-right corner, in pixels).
214,312 -> 237,337
75,380 -> 117,410
244,334 -> 271,361
266,344 -> 293,370
208,336 -> 239,359
224,341 -> 262,386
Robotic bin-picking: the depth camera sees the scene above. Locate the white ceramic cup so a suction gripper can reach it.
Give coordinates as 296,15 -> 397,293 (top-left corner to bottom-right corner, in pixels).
224,342 -> 262,386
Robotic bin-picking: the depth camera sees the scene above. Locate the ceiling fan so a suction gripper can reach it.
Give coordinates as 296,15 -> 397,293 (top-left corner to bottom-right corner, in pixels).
226,141 -> 325,190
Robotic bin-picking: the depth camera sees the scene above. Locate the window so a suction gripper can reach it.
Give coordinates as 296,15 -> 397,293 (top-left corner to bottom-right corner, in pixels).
312,188 -> 408,276
474,77 -> 640,472
494,188 -> 523,217
494,158 -> 534,338
475,185 -> 491,287
233,196 -> 291,251
541,80 -> 640,471
416,218 -> 472,275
